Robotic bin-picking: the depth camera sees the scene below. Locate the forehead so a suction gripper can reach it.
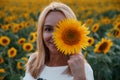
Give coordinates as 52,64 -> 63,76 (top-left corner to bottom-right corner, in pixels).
44,11 -> 66,27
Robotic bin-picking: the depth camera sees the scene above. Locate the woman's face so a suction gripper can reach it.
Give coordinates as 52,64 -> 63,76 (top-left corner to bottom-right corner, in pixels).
43,11 -> 66,54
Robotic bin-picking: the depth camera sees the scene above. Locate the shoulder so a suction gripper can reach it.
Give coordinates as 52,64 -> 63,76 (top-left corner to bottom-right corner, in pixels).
23,71 -> 36,80
84,62 -> 94,80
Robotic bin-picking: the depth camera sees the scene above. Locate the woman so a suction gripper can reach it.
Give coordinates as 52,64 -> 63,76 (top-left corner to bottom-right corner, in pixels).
23,2 -> 94,80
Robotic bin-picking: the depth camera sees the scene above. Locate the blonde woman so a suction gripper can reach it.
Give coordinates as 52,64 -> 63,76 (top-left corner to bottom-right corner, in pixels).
23,2 -> 94,80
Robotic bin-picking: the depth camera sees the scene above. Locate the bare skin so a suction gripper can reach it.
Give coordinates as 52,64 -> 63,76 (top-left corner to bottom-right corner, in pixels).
43,11 -> 86,80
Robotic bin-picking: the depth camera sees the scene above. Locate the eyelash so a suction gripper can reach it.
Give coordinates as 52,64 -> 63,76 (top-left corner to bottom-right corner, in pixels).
45,27 -> 53,32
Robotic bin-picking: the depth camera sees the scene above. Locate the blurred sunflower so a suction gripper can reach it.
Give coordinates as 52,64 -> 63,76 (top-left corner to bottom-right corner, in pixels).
12,25 -> 19,33
0,76 -> 5,80
0,68 -> 5,73
23,43 -> 33,52
86,18 -> 94,25
0,36 -> 10,46
17,62 -> 23,69
53,19 -> 90,55
91,23 -> 100,33
112,29 -> 120,38
88,37 -> 94,46
0,57 -> 4,64
2,25 -> 9,31
21,57 -> 28,63
8,47 -> 17,58
0,24 -> 2,28
115,22 -> 120,30
18,38 -> 26,45
28,32 -> 37,43
94,38 -> 113,54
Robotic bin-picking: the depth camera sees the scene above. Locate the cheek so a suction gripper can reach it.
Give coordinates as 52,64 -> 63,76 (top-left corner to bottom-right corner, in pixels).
43,32 -> 51,42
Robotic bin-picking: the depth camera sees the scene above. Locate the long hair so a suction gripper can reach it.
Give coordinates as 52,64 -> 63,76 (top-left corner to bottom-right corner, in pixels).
26,2 -> 76,79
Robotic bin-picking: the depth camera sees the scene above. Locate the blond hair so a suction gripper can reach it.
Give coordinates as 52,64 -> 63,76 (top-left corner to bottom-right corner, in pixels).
26,2 -> 76,79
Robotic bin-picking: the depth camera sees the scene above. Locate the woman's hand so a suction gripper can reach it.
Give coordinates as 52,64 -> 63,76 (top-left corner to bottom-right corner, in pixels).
68,53 -> 86,80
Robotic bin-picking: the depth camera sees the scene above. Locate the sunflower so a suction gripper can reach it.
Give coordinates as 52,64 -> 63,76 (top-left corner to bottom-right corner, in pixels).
0,57 -> 4,64
91,23 -> 100,33
8,47 -> 17,58
28,32 -> 37,43
0,68 -> 5,73
18,38 -> 26,45
0,36 -> 10,46
113,29 -> 120,38
115,23 -> 120,30
86,18 -> 93,25
17,62 -> 23,69
23,43 -> 33,52
53,18 -> 90,55
21,57 -> 28,63
94,38 -> 113,54
0,76 -> 5,80
0,24 -> 2,28
88,37 -> 94,46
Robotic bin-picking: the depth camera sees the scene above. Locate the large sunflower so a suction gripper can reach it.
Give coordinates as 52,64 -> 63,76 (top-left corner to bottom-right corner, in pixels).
53,19 -> 90,55
94,38 -> 113,54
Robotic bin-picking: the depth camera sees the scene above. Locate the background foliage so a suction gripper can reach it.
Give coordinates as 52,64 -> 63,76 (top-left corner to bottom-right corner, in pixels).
0,0 -> 120,80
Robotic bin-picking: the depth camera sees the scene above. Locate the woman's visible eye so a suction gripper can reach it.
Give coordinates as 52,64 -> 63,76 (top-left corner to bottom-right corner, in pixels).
44,27 -> 53,32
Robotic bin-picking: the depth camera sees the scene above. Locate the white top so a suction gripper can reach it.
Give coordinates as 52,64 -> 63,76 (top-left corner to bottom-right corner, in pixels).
23,63 -> 94,80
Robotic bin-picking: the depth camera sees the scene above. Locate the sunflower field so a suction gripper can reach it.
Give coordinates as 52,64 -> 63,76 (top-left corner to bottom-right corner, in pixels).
0,0 -> 120,80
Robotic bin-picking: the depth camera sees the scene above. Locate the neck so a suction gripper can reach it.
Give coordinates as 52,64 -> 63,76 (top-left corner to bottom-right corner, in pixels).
46,51 -> 69,66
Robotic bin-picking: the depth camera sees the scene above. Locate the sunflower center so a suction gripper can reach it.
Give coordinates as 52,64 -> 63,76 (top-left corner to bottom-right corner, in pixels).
10,50 -> 14,55
62,29 -> 80,45
88,39 -> 92,44
26,45 -> 30,50
2,39 -> 8,43
98,42 -> 108,51
20,40 -> 25,43
117,24 -> 120,29
0,59 -> 2,62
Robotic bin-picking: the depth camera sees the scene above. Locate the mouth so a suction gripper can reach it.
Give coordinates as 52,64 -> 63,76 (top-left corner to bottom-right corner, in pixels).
49,41 -> 56,47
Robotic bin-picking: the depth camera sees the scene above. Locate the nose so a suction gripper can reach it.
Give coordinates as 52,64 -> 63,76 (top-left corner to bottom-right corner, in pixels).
49,33 -> 54,43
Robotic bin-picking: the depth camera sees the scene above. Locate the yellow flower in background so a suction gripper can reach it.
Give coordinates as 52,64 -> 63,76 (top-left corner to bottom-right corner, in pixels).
115,22 -> 120,30
28,32 -> 37,43
0,76 -> 5,80
18,38 -> 26,45
86,18 -> 94,25
0,24 -> 2,28
17,62 -> 23,69
0,36 -> 10,46
23,43 -> 33,52
21,57 -> 28,63
12,24 -> 19,33
88,37 -> 94,46
94,38 -> 113,54
0,68 -> 5,73
53,19 -> 90,55
92,23 -> 100,33
113,29 -> 120,38
0,57 -> 4,64
8,47 -> 17,58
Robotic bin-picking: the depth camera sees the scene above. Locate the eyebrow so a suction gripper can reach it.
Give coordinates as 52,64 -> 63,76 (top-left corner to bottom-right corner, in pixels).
43,25 -> 53,28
